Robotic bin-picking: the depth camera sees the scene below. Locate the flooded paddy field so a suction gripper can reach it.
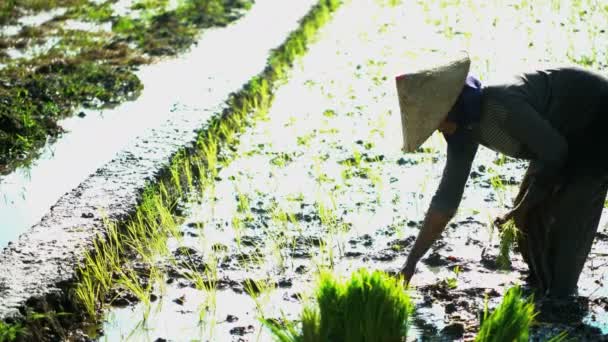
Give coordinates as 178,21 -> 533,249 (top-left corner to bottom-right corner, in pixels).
3,0 -> 608,341
89,0 -> 608,341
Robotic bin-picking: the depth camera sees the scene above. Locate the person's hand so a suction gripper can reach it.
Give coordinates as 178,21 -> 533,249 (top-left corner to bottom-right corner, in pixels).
398,260 -> 417,285
494,177 -> 555,229
494,208 -> 518,229
397,209 -> 452,285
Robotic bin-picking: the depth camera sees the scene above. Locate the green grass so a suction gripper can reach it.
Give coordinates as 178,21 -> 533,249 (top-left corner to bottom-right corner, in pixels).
264,269 -> 414,342
475,286 -> 535,342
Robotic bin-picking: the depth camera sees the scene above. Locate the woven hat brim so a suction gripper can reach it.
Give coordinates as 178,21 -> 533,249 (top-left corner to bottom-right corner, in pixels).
395,55 -> 470,152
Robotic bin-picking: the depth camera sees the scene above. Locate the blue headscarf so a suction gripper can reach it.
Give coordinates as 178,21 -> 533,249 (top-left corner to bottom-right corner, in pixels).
444,75 -> 482,144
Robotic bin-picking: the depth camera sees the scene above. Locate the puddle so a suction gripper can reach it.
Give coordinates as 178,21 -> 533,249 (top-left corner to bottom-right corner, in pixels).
0,0 -> 319,248
0,8 -> 66,37
111,0 -> 137,18
62,19 -> 113,33
3,36 -> 61,59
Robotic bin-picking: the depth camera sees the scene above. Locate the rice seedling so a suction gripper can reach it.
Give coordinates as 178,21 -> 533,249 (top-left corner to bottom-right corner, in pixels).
475,286 -> 535,342
443,265 -> 461,289
182,155 -> 195,195
198,136 -> 219,178
75,221 -> 123,316
115,269 -> 154,320
74,273 -> 100,319
365,166 -> 384,201
496,219 -> 518,270
236,191 -> 251,215
232,215 -> 245,249
170,157 -> 184,196
0,320 -> 24,342
315,237 -> 337,270
317,200 -> 337,229
183,256 -> 219,325
193,158 -> 210,193
269,238 -> 288,273
267,205 -> 293,271
270,152 -> 294,168
264,269 -> 414,342
297,132 -> 315,147
245,277 -> 277,319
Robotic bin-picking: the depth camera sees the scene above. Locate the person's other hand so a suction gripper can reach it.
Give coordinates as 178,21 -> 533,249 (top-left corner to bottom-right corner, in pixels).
494,209 -> 517,228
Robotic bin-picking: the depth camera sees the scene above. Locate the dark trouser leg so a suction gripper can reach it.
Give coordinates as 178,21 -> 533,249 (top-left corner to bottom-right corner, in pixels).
547,174 -> 607,296
515,171 -> 608,297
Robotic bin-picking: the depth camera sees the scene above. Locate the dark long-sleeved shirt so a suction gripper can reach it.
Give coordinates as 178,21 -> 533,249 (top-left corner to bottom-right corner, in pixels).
430,67 -> 608,215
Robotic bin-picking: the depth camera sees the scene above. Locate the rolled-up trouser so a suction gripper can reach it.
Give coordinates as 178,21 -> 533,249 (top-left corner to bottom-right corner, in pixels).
514,167 -> 608,297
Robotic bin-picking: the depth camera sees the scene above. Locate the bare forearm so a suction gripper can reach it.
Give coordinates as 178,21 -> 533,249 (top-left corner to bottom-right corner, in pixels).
406,209 -> 452,266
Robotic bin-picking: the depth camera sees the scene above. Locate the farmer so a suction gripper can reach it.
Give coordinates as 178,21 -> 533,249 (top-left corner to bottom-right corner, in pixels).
396,53 -> 608,297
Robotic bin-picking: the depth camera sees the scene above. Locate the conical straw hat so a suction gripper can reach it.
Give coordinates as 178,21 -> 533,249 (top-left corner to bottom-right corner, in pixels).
395,54 -> 471,152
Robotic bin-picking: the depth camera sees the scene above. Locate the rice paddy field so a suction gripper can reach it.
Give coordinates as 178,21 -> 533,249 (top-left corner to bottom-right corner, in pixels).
3,0 -> 608,341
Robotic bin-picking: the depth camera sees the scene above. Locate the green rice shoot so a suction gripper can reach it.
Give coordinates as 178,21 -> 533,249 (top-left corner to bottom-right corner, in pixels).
475,286 -> 536,342
497,218 -> 519,270
265,268 -> 414,342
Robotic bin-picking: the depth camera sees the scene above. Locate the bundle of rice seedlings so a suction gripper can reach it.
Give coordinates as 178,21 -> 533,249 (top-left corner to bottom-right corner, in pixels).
496,219 -> 519,270
475,286 -> 536,342
265,269 -> 413,342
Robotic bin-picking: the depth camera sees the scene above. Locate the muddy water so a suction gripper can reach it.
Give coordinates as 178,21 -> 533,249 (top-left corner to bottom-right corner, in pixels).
98,1 -> 608,341
0,0 -> 319,248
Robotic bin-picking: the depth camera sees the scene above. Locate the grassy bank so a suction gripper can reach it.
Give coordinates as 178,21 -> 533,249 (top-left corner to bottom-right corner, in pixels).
0,0 -> 342,340
0,0 -> 253,174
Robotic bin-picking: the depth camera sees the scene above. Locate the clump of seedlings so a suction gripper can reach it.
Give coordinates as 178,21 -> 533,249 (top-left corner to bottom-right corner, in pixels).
264,269 -> 414,342
475,286 -> 535,342
496,219 -> 518,270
